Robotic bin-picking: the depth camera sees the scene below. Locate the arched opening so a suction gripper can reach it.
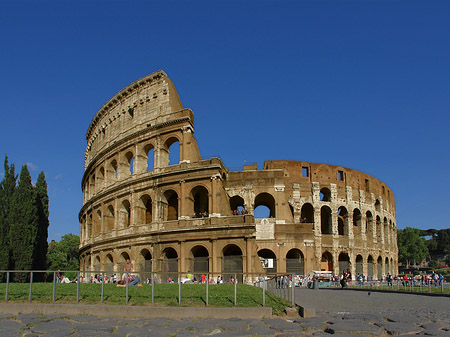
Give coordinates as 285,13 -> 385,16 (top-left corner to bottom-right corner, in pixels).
140,195 -> 152,224
222,244 -> 243,283
321,252 -> 333,271
122,200 -> 131,227
286,249 -> 304,275
384,217 -> 389,243
385,257 -> 389,275
300,203 -> 314,223
191,186 -> 209,217
162,247 -> 178,282
356,255 -> 363,276
191,246 -> 209,278
89,174 -> 95,197
390,258 -> 394,275
376,216 -> 382,240
230,195 -> 245,215
98,167 -> 105,189
375,199 -> 381,212
377,256 -> 382,280
108,159 -> 118,183
164,190 -> 178,221
338,252 -> 350,275
258,249 -> 277,275
94,210 -> 102,236
320,188 -> 331,202
94,256 -> 101,273
337,206 -> 348,235
367,255 -> 374,280
140,249 -> 152,280
321,206 -> 332,234
105,254 -> 114,275
144,144 -> 155,171
366,211 -> 373,233
254,193 -> 276,218
166,137 -> 180,166
124,151 -> 134,176
119,252 -> 130,276
106,205 -> 114,231
353,208 -> 362,235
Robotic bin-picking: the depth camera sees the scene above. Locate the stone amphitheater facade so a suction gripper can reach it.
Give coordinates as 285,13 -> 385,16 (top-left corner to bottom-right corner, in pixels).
79,70 -> 398,281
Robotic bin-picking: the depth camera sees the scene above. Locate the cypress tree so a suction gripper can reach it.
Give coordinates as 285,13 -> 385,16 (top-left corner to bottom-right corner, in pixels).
9,165 -> 38,282
0,156 -> 17,277
34,171 -> 49,275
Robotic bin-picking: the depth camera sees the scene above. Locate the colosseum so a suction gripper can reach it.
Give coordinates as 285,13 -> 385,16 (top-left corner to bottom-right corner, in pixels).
79,70 -> 398,282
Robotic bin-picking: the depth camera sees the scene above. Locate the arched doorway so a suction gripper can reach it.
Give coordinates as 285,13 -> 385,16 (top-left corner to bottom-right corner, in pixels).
258,249 -> 277,275
254,193 -> 276,218
162,247 -> 178,282
286,249 -> 304,275
356,255 -> 363,276
321,252 -> 333,271
337,207 -> 348,235
105,254 -> 114,276
377,256 -> 382,280
140,249 -> 152,281
164,190 -> 178,221
338,252 -> 350,275
367,255 -> 374,280
222,244 -> 243,283
191,186 -> 209,217
191,245 -> 209,278
321,206 -> 332,234
300,203 -> 314,223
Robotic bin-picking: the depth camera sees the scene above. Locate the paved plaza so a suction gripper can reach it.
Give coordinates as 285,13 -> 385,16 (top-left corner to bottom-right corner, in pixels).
0,289 -> 448,336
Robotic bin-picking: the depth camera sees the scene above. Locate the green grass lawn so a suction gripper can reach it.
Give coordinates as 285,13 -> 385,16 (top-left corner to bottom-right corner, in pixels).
0,283 -> 291,314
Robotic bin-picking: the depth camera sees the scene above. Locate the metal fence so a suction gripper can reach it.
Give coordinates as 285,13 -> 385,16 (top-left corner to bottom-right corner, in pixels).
336,278 -> 448,293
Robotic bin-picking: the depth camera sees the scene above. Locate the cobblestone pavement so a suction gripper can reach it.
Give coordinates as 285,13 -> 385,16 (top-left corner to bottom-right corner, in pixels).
0,289 -> 448,336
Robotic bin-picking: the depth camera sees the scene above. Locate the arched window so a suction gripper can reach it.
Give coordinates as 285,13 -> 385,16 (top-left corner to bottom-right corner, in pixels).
300,203 -> 314,223
230,195 -> 245,215
286,249 -> 304,275
375,199 -> 381,212
124,151 -> 134,176
191,246 -> 209,277
367,255 -> 374,279
140,249 -> 152,279
338,252 -> 350,275
321,206 -> 332,234
320,188 -> 331,202
353,208 -> 362,234
376,216 -> 382,240
337,206 -> 348,235
164,137 -> 180,166
223,244 -> 243,283
140,195 -> 152,224
106,205 -> 115,231
122,200 -> 131,227
385,257 -> 389,275
108,159 -> 118,182
321,252 -> 333,271
144,144 -> 155,171
164,190 -> 178,221
105,254 -> 114,275
384,217 -> 389,243
191,186 -> 209,217
365,211 -> 373,233
377,256 -> 382,280
356,255 -> 363,275
254,193 -> 276,218
258,249 -> 277,275
162,247 -> 178,282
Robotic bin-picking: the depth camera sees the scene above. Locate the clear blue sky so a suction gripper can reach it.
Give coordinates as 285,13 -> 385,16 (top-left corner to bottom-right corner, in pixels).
1,0 -> 449,241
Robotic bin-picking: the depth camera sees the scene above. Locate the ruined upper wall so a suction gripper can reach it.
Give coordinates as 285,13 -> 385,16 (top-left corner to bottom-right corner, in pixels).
84,70 -> 185,167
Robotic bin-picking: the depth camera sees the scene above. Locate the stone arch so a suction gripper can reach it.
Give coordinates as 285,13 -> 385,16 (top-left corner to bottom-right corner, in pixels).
230,195 -> 245,214
121,199 -> 131,227
98,166 -> 105,189
321,206 -> 332,234
190,245 -> 209,276
164,136 -> 180,166
377,256 -> 383,280
355,255 -> 363,275
390,257 -> 394,275
94,209 -> 102,236
384,217 -> 389,242
94,256 -> 101,273
139,194 -> 152,224
367,255 -> 374,279
258,248 -> 277,275
353,208 -> 362,234
105,254 -> 114,275
124,151 -> 134,176
376,216 -> 382,240
254,192 -> 276,218
337,206 -> 348,235
338,252 -> 350,274
300,203 -> 314,223
366,211 -> 373,233
163,189 -> 178,221
320,187 -> 331,202
143,143 -> 155,171
385,257 -> 389,275
89,173 -> 96,197
106,205 -> 115,231
222,244 -> 243,282
119,251 -> 130,275
139,249 -> 152,279
286,249 -> 304,275
162,247 -> 178,282
107,159 -> 118,183
375,199 -> 381,212
321,251 -> 333,271
191,185 -> 209,217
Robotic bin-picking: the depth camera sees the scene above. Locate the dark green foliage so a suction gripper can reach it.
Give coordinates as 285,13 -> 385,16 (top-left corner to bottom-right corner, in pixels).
397,227 -> 428,268
34,172 -> 49,276
47,233 -> 80,272
8,165 -> 39,282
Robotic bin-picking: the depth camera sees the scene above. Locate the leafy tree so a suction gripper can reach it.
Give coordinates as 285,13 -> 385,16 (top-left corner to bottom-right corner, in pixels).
34,172 -> 49,273
47,233 -> 80,272
8,165 -> 39,282
397,227 -> 428,268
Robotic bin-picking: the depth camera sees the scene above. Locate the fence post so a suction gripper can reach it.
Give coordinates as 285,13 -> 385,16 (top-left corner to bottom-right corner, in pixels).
262,278 -> 265,307
126,272 -> 129,305
206,273 -> 209,307
29,271 -> 33,302
76,271 -> 80,303
178,275 -> 181,306
52,271 -> 56,302
291,274 -> 295,307
151,272 -> 154,306
234,273 -> 237,306
5,271 -> 10,302
101,272 -> 105,304
441,280 -> 444,293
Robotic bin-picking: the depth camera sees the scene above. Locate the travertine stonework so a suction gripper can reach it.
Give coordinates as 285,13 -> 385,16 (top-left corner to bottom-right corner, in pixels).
79,70 -> 398,281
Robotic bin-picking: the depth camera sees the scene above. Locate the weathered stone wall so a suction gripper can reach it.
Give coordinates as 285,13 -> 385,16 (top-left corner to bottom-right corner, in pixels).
79,71 -> 398,281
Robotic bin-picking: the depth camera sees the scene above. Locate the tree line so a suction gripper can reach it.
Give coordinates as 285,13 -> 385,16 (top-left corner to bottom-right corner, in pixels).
398,227 -> 450,269
0,155 -> 49,282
